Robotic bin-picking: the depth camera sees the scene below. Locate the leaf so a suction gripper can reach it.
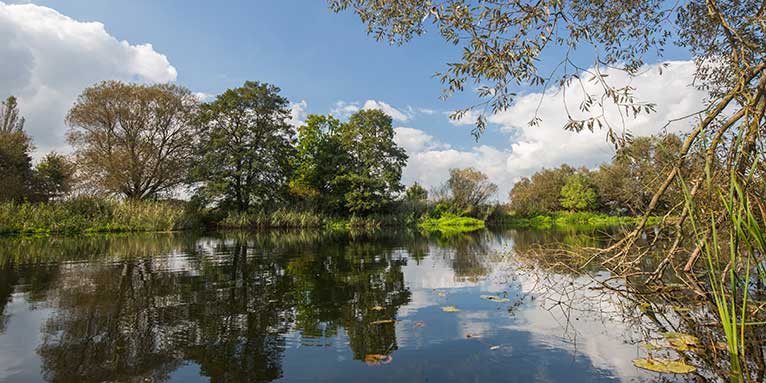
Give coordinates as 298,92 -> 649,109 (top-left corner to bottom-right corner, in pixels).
414,321 -> 426,327
371,305 -> 385,311
633,358 -> 696,374
370,319 -> 396,325
364,354 -> 392,365
489,345 -> 501,350
436,292 -> 447,297
662,332 -> 699,351
480,295 -> 510,303
442,306 -> 460,312
640,342 -> 665,351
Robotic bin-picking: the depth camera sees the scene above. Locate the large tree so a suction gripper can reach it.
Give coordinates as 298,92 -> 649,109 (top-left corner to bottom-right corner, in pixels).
446,167 -> 497,213
66,81 -> 198,200
335,109 -> 407,215
193,81 -> 295,211
0,96 -> 35,202
289,114 -> 348,211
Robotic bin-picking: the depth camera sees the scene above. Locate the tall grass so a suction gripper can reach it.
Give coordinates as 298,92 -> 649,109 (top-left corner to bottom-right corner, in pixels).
219,209 -> 407,230
0,197 -> 194,235
682,172 -> 766,381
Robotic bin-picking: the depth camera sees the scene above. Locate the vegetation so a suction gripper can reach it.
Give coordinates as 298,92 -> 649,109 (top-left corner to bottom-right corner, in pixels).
67,81 -> 198,200
418,214 -> 485,235
0,198 -> 194,235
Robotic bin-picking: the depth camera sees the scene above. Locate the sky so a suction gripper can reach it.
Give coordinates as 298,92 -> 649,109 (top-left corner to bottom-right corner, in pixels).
0,1 -> 709,200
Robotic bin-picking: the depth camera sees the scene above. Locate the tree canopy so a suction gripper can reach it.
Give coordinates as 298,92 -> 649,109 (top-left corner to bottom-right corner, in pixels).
66,81 -> 198,200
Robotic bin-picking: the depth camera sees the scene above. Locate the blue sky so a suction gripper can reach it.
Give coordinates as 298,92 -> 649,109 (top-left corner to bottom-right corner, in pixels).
0,1 -> 705,199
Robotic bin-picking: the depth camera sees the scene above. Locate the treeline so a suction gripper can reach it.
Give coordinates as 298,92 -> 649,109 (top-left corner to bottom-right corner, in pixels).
508,135 -> 686,217
0,81 -> 501,233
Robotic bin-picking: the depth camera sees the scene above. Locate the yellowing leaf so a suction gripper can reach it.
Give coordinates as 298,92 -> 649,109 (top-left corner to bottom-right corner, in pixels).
633,358 -> 696,374
371,305 -> 385,311
442,306 -> 460,312
370,319 -> 396,325
663,332 -> 699,351
364,354 -> 392,365
640,342 -> 665,351
480,295 -> 510,303
436,292 -> 447,297
414,321 -> 426,327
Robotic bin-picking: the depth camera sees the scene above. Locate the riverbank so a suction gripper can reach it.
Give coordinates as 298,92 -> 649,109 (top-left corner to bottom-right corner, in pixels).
494,211 -> 663,230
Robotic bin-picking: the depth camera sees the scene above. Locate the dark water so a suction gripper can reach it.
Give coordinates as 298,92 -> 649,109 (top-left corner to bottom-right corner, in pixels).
0,229 -> 686,382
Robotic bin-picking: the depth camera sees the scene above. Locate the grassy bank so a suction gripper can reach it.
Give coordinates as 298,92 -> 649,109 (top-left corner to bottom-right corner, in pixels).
418,214 -> 485,235
219,209 -> 408,230
0,199 -> 197,235
495,211 -> 662,230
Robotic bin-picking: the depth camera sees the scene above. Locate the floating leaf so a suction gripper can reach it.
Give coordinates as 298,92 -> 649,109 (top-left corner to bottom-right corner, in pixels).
633,358 -> 696,374
371,305 -> 385,311
663,332 -> 699,351
489,345 -> 501,350
480,295 -> 510,303
414,321 -> 426,327
370,319 -> 396,325
436,292 -> 447,297
364,354 -> 392,365
442,306 -> 460,312
465,333 -> 481,338
640,342 -> 665,351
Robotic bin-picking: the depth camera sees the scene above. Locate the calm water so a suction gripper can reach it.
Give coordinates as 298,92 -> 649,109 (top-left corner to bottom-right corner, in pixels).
0,229 -> 687,382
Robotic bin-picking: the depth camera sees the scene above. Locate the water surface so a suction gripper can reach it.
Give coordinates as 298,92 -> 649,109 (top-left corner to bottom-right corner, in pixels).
0,229 -> 686,382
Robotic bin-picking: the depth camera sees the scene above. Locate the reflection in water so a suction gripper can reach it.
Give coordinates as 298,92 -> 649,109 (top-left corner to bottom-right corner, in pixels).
0,229 -> 732,382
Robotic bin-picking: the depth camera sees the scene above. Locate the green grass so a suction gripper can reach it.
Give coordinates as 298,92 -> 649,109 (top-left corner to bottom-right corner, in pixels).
219,209 -> 407,230
0,198 -> 196,235
495,211 -> 661,230
418,214 -> 485,235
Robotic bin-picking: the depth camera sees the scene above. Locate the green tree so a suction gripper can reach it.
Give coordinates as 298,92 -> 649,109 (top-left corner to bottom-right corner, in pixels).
66,81 -> 198,200
0,96 -> 34,202
560,174 -> 597,211
509,165 -> 577,214
35,153 -> 76,201
404,182 -> 428,202
1,96 -> 25,134
194,81 -> 295,211
289,114 -> 347,211
335,110 -> 407,215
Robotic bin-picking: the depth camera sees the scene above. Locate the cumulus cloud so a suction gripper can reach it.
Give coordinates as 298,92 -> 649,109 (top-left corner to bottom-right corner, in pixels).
288,100 -> 308,127
0,2 -> 177,156
397,61 -> 708,201
330,99 -> 413,122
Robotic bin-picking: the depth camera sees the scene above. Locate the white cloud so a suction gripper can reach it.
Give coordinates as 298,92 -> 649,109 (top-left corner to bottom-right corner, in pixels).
396,61 -> 708,201
288,100 -> 308,127
0,2 -> 177,156
362,100 -> 411,122
193,92 -> 214,102
331,99 -> 413,122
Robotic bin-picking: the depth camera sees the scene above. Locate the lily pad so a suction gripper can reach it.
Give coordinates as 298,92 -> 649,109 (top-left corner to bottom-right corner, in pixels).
663,332 -> 699,351
414,321 -> 426,327
480,295 -> 510,303
442,306 -> 460,312
364,354 -> 392,365
370,319 -> 396,325
633,358 -> 696,374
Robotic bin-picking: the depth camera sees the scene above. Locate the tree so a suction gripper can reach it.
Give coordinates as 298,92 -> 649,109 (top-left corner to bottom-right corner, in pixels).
560,174 -> 597,211
404,182 -> 428,202
66,81 -> 198,200
289,114 -> 348,211
35,153 -> 76,201
335,109 -> 407,215
446,167 -> 497,213
193,81 -> 295,211
0,96 -> 34,202
1,96 -> 25,134
508,165 -> 577,214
